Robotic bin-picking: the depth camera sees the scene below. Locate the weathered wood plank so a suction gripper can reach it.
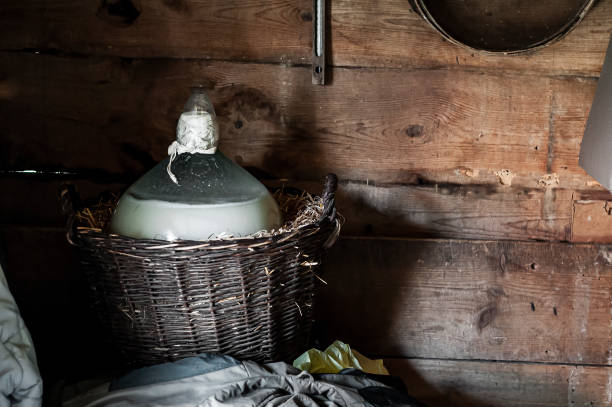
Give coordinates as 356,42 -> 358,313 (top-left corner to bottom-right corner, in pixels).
3,52 -> 605,188
318,237 -> 612,364
6,226 -> 612,387
571,190 -> 612,243
386,358 -> 612,406
1,0 -> 611,75
282,179 -> 574,242
0,175 -> 574,242
333,180 -> 573,241
0,0 -> 312,63
6,227 -> 612,377
7,227 -> 612,400
1,53 -> 553,183
332,0 -> 611,75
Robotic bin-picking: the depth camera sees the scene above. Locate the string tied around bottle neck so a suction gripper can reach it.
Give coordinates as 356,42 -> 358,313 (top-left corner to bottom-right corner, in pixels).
167,112 -> 219,185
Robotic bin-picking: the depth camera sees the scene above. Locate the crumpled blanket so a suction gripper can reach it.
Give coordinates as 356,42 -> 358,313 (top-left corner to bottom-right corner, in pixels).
62,354 -> 423,406
0,265 -> 43,407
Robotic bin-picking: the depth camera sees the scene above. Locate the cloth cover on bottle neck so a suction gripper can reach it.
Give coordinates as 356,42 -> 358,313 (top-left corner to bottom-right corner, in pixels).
167,112 -> 219,185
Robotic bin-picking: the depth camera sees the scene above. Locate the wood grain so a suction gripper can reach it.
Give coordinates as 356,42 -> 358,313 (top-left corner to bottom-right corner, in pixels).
1,53 -> 555,182
333,180 -> 573,241
318,237 -> 612,364
571,190 -> 612,243
1,0 -> 611,75
1,51 -> 605,242
3,1 -> 612,403
2,52 -> 604,188
0,0 -> 312,63
330,0 -> 611,75
0,175 -> 575,242
386,358 -> 612,406
5,226 -> 612,385
12,175 -> 612,244
278,179 -> 574,242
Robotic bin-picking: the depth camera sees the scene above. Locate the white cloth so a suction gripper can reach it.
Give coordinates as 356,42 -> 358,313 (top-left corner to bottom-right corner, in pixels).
0,265 -> 42,407
167,112 -> 219,185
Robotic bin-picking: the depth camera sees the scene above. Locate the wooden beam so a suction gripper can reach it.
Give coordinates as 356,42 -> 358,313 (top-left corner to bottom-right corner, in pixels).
1,0 -> 611,75
318,237 -> 612,364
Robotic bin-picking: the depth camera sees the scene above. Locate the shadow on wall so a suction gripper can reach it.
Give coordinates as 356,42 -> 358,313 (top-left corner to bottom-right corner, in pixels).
313,234 -> 421,401
334,180 -> 447,238
0,226 -> 123,384
314,237 -> 512,406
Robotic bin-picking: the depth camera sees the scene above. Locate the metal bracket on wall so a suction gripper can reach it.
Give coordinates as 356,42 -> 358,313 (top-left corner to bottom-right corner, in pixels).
312,0 -> 326,85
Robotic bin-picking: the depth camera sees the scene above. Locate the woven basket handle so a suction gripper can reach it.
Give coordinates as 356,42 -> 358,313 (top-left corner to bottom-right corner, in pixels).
319,174 -> 341,249
319,173 -> 338,223
59,184 -> 81,246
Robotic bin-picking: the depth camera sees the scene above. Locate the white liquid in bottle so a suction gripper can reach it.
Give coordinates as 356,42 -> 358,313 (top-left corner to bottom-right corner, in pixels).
110,193 -> 281,241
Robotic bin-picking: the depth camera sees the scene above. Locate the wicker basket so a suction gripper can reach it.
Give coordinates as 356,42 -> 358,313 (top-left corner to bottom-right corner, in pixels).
60,174 -> 340,366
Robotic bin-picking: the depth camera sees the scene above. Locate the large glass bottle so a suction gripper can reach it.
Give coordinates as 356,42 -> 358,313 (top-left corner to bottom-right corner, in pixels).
109,88 -> 282,241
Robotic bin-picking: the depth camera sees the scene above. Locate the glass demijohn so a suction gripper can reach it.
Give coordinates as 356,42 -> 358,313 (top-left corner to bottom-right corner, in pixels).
109,88 -> 282,241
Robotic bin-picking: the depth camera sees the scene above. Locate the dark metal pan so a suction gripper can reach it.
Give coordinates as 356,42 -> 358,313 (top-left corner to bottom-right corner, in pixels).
409,0 -> 596,54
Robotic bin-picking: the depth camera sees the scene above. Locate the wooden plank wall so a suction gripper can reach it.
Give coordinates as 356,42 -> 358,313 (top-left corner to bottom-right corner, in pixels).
2,0 -> 612,404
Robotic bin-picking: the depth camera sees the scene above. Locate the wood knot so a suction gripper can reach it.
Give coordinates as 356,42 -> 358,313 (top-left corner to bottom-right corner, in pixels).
97,0 -> 141,26
486,286 -> 506,298
499,253 -> 507,275
163,0 -> 190,13
477,305 -> 497,331
405,124 -> 424,138
300,11 -> 313,22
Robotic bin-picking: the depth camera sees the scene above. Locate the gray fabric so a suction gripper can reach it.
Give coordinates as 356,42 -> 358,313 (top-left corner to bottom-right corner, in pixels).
63,359 -> 415,406
110,354 -> 240,391
0,265 -> 43,407
580,34 -> 612,191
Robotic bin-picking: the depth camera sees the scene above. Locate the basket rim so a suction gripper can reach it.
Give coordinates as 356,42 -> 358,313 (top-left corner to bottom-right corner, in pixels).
74,214 -> 340,251
62,174 -> 341,251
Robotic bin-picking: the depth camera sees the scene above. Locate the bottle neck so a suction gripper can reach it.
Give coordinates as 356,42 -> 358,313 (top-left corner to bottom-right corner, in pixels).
166,111 -> 219,185
176,111 -> 219,151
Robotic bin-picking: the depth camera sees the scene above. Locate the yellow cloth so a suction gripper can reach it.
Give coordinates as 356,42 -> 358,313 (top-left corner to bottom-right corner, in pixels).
293,340 -> 389,375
